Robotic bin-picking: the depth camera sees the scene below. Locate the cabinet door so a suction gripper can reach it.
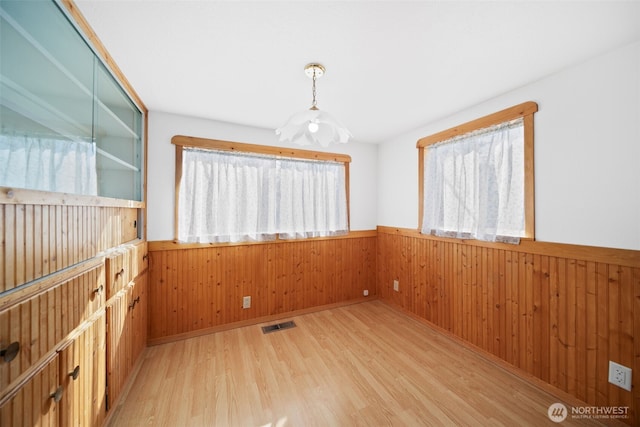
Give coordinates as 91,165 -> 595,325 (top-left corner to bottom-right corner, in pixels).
105,287 -> 133,410
59,315 -> 106,427
0,355 -> 61,426
131,273 -> 147,366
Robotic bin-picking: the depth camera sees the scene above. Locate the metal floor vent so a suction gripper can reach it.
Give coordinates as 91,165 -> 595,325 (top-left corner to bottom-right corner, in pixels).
261,320 -> 296,334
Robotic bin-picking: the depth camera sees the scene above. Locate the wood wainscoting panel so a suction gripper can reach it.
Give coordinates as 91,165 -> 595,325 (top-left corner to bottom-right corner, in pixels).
376,227 -> 640,425
147,235 -> 377,342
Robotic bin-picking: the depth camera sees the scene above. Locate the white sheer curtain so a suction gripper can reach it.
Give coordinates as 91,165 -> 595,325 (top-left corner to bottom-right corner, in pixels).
178,148 -> 348,243
421,119 -> 524,243
277,158 -> 347,239
0,133 -> 97,195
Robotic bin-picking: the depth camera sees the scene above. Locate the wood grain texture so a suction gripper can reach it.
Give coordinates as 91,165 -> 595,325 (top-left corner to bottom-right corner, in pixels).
416,101 -> 538,148
106,274 -> 147,411
104,240 -> 148,299
59,315 -> 106,427
0,265 -> 105,392
172,135 -> 352,163
0,203 -> 139,293
106,301 -> 618,426
377,227 -> 640,425
147,236 -> 377,342
0,355 -> 60,427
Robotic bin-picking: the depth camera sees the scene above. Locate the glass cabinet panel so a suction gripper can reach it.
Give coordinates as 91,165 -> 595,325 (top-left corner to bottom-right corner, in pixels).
0,0 -> 143,201
95,62 -> 143,201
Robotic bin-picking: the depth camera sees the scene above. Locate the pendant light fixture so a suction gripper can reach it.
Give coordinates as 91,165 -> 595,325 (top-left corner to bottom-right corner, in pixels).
276,63 -> 352,147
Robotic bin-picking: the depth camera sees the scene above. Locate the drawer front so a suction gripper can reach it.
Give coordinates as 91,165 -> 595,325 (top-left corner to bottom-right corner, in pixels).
0,355 -> 60,427
121,208 -> 139,243
131,241 -> 149,281
105,248 -> 131,299
0,265 -> 105,390
105,241 -> 148,299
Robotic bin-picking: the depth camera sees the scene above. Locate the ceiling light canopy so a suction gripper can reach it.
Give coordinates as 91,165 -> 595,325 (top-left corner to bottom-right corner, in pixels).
276,63 -> 351,147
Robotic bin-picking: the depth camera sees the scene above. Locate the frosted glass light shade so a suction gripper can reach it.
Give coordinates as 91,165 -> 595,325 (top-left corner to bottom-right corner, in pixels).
276,108 -> 351,147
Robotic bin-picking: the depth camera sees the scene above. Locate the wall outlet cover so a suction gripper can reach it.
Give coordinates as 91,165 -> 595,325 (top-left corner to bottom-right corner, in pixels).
242,295 -> 251,309
608,361 -> 632,391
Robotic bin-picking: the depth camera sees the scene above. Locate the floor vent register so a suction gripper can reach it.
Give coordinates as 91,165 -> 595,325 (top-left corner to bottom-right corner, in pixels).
261,320 -> 297,334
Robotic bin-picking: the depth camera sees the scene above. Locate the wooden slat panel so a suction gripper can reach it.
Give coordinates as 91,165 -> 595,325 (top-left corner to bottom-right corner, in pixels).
59,315 -> 106,427
3,205 -> 16,292
0,265 -> 104,391
0,205 -> 139,293
105,248 -> 128,299
0,206 -> 5,292
106,273 -> 147,412
132,274 -> 147,364
148,237 -> 377,342
376,229 -> 640,426
106,288 -> 130,410
0,355 -> 59,426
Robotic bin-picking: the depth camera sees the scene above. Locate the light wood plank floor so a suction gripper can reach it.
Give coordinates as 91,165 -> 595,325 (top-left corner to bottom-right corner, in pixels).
108,301 -> 616,426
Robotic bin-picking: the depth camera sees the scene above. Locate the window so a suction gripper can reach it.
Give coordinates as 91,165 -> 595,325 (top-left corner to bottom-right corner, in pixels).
417,102 -> 537,243
173,136 -> 351,243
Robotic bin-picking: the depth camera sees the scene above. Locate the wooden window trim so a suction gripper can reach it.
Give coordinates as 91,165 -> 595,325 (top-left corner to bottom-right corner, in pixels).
172,135 -> 352,242
416,101 -> 538,239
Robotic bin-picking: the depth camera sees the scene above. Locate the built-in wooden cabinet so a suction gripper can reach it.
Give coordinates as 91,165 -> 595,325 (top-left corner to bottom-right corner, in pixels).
106,272 -> 147,411
0,263 -> 105,391
0,355 -> 61,426
59,315 -> 107,427
0,0 -> 147,425
105,240 -> 147,299
0,313 -> 108,427
0,239 -> 148,426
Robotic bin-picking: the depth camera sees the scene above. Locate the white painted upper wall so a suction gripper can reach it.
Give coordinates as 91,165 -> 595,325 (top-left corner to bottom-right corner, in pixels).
377,41 -> 640,251
146,113 -> 378,241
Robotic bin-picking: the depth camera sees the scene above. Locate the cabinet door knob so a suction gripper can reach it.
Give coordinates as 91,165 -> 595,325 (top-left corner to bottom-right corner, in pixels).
69,365 -> 80,380
93,284 -> 104,294
50,386 -> 63,403
0,341 -> 20,363
135,296 -> 140,304
115,268 -> 125,279
143,253 -> 148,261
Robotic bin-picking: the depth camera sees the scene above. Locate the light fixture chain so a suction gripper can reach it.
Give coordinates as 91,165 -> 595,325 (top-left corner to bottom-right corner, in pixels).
311,68 -> 317,108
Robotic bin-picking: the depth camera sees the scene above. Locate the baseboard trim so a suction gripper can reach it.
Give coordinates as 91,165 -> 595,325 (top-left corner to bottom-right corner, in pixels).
147,296 -> 378,346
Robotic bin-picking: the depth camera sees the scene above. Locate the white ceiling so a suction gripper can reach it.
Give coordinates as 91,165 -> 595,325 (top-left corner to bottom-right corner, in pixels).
74,1 -> 640,144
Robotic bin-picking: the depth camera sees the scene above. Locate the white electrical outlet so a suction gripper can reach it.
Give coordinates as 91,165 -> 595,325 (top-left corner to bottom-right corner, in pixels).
363,289 -> 369,296
393,280 -> 399,292
242,296 -> 251,309
608,361 -> 632,391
